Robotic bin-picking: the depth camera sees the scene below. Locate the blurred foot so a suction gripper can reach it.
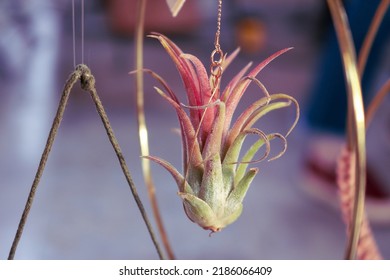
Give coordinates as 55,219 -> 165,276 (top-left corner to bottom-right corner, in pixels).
301,134 -> 390,225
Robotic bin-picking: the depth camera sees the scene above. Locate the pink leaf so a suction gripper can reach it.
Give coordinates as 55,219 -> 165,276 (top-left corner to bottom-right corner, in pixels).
181,53 -> 215,142
154,87 -> 203,168
150,33 -> 203,127
337,146 -> 382,259
225,48 -> 293,136
144,155 -> 193,194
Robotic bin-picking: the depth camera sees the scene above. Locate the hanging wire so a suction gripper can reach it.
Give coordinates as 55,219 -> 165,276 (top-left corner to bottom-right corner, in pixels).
81,0 -> 85,64
210,0 -> 224,88
72,0 -> 85,66
72,0 -> 76,67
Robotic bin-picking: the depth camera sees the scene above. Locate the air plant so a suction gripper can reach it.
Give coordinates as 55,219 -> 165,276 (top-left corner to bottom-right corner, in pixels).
144,33 -> 299,232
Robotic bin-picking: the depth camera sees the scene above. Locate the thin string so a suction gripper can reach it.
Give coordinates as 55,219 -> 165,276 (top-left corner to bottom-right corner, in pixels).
72,0 -> 76,67
81,0 -> 85,64
8,65 -> 164,260
72,0 -> 84,66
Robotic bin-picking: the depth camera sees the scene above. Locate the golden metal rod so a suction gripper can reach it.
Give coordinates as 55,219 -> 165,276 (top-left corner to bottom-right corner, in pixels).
327,0 -> 367,260
135,0 -> 175,259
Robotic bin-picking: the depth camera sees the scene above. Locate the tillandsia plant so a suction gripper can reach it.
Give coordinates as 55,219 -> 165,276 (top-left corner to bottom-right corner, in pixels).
144,33 -> 299,232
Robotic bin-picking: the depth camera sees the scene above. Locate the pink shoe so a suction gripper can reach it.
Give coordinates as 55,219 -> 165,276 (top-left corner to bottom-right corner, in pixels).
302,135 -> 390,225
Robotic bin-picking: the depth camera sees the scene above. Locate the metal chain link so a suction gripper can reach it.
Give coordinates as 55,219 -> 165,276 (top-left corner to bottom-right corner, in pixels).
210,0 -> 223,86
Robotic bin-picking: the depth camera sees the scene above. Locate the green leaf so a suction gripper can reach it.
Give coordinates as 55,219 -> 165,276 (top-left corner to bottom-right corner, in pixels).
202,101 -> 225,158
179,192 -> 216,229
144,155 -> 193,194
228,168 -> 259,206
199,153 -> 225,215
154,86 -> 203,168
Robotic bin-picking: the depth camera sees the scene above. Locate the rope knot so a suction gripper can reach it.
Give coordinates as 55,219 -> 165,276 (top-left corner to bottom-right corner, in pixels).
76,64 -> 95,91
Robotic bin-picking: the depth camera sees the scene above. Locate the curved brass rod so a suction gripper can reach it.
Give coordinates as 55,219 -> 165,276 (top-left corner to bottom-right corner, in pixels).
358,0 -> 389,79
135,0 -> 175,259
366,78 -> 390,127
327,0 -> 367,260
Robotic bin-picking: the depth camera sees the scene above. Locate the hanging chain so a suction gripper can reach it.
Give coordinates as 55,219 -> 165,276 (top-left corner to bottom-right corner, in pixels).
211,0 -> 223,86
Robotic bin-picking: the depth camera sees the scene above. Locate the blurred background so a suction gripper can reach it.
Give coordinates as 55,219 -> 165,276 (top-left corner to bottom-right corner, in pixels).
0,0 -> 389,259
